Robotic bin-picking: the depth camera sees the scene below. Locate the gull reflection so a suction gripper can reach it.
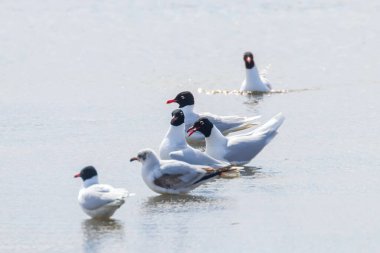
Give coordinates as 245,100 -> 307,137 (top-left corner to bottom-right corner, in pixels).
81,219 -> 125,253
140,190 -> 229,217
145,194 -> 211,206
239,166 -> 261,177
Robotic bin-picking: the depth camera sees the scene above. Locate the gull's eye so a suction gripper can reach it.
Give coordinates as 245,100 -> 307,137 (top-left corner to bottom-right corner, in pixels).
200,121 -> 204,125
181,96 -> 185,99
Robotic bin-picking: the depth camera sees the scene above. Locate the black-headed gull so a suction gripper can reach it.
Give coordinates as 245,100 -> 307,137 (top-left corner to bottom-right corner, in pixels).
187,113 -> 285,165
74,166 -> 129,219
159,109 -> 229,167
166,91 -> 261,142
240,52 -> 272,92
130,149 -> 231,194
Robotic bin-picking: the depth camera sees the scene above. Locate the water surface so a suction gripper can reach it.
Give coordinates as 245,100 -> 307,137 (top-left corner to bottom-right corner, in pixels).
1,1 -> 379,252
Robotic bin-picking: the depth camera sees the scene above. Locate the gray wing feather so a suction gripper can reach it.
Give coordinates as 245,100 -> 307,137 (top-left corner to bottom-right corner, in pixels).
80,185 -> 128,210
169,148 -> 229,167
200,113 -> 259,133
224,113 -> 285,163
224,131 -> 278,164
157,161 -> 206,188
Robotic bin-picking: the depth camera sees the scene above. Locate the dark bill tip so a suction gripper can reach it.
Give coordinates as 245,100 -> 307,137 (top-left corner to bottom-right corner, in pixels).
130,157 -> 139,162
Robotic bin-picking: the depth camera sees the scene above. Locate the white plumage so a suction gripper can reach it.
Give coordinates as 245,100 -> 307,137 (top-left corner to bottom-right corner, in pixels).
131,149 -> 230,195
166,91 -> 261,144
240,52 -> 272,92
75,166 -> 129,219
188,113 -> 285,165
159,109 -> 229,167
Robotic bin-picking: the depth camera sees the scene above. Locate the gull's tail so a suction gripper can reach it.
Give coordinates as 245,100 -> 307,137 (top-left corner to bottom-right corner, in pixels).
255,113 -> 285,135
193,166 -> 238,185
223,115 -> 262,134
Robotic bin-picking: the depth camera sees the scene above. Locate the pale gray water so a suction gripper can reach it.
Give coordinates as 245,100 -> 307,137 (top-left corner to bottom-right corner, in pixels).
1,1 -> 380,252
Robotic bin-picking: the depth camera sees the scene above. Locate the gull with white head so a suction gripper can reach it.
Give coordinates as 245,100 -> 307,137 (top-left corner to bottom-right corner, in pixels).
130,149 -> 231,195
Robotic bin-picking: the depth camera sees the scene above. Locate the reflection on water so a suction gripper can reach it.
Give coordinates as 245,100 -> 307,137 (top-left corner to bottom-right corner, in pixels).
242,97 -> 261,107
239,166 -> 261,178
141,194 -> 227,215
143,194 -> 212,208
220,165 -> 262,179
81,219 -> 125,253
197,87 -> 312,96
141,167 -> 260,211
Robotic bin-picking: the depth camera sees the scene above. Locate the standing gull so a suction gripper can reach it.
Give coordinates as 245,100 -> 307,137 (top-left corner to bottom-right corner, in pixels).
74,166 -> 129,219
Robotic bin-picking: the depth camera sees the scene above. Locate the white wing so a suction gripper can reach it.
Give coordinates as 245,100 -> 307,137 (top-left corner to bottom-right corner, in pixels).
199,112 -> 261,133
79,184 -> 128,210
224,113 -> 285,164
224,132 -> 277,164
169,147 -> 229,167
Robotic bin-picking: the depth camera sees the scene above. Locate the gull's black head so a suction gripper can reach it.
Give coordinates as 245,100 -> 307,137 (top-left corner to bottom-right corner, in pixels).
187,117 -> 213,138
74,166 -> 98,181
171,109 -> 185,126
166,91 -> 194,108
243,52 -> 255,69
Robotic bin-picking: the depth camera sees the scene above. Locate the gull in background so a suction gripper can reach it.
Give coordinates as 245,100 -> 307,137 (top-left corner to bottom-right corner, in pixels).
240,52 -> 272,92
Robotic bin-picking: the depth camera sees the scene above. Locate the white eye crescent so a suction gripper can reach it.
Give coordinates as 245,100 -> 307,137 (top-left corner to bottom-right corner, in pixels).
181,96 -> 185,99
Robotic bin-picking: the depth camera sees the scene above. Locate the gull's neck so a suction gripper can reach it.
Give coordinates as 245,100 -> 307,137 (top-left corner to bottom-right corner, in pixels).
181,105 -> 195,115
206,127 -> 227,147
243,67 -> 271,92
165,124 -> 187,147
141,154 -> 161,188
246,67 -> 261,85
82,176 -> 99,188
181,105 -> 198,128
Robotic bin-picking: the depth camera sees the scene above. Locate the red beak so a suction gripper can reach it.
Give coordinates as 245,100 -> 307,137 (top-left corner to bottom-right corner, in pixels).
187,126 -> 199,137
246,56 -> 252,63
74,173 -> 80,178
166,99 -> 177,104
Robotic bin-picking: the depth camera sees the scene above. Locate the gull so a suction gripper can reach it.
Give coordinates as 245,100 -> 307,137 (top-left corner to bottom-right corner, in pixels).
159,109 -> 229,167
187,113 -> 285,165
166,91 -> 261,143
240,52 -> 272,92
130,149 -> 231,194
74,166 -> 129,219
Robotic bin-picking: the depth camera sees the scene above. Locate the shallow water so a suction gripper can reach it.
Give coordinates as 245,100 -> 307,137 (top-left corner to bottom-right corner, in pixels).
1,1 -> 380,252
